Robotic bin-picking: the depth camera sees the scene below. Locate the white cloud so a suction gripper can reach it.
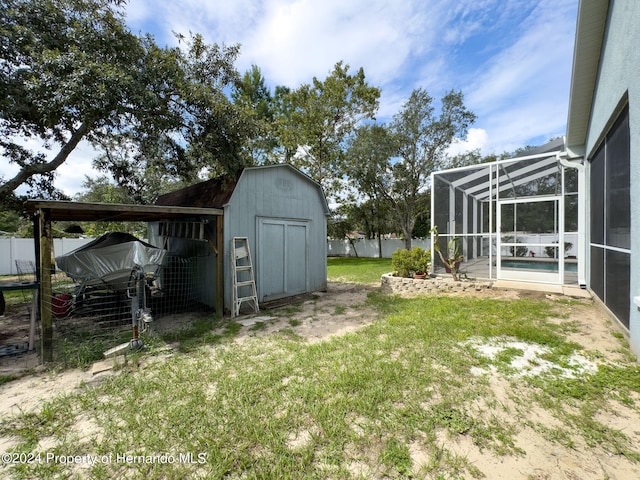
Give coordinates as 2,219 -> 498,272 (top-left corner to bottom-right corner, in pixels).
121,0 -> 152,24
0,137 -> 102,198
447,128 -> 490,157
462,0 -> 576,154
240,0 -> 422,87
2,0 -> 580,196
126,0 -> 446,89
54,142 -> 103,198
124,0 -> 576,132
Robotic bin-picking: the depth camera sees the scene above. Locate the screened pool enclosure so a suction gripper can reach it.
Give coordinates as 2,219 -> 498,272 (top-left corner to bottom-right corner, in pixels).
431,143 -> 585,285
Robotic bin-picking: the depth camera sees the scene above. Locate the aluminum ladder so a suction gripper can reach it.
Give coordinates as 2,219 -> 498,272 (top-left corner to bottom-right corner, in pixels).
231,237 -> 259,317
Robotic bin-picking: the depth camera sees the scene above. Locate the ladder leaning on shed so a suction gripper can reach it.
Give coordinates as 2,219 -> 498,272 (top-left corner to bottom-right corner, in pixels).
230,237 -> 259,317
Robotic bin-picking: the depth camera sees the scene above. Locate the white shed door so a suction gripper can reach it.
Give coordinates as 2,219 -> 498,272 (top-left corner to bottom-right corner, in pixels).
258,219 -> 309,301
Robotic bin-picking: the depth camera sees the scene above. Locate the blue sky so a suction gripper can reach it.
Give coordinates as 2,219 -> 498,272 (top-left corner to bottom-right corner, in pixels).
3,0 -> 580,196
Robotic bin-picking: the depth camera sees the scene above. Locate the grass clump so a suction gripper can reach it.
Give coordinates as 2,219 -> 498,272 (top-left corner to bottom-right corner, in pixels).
55,329 -> 134,369
381,437 -> 412,475
159,315 -> 237,352
2,286 -> 639,479
0,374 -> 20,386
327,257 -> 392,284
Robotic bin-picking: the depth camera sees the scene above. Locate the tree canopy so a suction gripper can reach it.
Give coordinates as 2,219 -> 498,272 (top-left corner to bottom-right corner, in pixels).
0,0 -> 252,206
344,89 -> 476,248
273,62 -> 380,198
1,0 -> 148,200
2,0 -> 487,247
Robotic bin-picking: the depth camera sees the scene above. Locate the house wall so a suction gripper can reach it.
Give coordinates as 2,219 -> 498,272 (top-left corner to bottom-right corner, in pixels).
223,165 -> 328,310
584,0 -> 640,354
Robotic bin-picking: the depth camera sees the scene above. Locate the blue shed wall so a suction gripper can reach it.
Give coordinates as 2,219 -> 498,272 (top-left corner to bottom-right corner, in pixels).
223,165 -> 328,311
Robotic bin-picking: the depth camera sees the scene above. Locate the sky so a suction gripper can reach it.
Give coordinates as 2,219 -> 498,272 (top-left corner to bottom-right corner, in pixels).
2,0 -> 580,197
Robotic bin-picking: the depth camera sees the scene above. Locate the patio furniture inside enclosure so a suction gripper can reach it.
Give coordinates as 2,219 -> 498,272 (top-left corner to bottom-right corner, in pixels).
431,142 -> 583,285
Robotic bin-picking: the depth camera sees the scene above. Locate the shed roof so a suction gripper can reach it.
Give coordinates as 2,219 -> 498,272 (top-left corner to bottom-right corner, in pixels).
155,164 -> 330,214
155,176 -> 237,209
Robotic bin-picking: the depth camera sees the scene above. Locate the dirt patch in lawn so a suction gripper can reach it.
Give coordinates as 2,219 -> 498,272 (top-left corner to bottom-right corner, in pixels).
1,281 -> 639,479
232,281 -> 378,343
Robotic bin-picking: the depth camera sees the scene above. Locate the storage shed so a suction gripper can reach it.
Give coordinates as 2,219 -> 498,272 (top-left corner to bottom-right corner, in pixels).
154,164 -> 330,314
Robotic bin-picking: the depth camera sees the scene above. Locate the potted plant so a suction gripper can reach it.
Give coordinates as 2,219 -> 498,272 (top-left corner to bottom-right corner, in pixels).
411,246 -> 431,279
431,226 -> 464,280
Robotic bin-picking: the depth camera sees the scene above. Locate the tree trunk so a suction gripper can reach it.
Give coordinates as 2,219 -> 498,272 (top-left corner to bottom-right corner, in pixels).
398,209 -> 416,250
402,218 -> 415,250
348,236 -> 359,257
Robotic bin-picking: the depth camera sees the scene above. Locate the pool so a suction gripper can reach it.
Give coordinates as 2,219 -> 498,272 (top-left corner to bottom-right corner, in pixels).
501,259 -> 577,272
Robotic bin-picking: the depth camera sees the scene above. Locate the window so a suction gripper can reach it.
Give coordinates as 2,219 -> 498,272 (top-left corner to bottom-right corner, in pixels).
589,106 -> 630,327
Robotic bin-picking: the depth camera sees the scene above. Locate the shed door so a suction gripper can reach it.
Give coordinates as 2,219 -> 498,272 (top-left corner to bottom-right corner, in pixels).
258,219 -> 309,301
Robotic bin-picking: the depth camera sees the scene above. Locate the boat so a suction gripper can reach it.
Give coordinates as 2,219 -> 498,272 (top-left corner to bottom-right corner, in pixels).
55,232 -> 166,291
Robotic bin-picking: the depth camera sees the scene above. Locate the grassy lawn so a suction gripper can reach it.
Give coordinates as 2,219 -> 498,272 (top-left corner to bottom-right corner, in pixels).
1,260 -> 640,479
327,257 -> 392,284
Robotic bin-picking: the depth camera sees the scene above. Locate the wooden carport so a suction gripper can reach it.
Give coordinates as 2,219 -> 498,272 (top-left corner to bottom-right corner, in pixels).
24,200 -> 224,363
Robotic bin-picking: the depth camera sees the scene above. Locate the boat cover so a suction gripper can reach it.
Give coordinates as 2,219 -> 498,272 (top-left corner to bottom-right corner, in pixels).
56,232 -> 166,290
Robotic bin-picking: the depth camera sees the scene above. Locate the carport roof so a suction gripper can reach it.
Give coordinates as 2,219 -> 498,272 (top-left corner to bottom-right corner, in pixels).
24,200 -> 222,222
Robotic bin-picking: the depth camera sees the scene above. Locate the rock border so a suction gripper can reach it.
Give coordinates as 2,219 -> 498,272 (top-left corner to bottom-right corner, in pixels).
380,273 -> 493,296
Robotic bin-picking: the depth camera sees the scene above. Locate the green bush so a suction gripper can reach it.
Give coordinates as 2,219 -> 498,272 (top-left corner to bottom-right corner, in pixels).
545,241 -> 573,258
392,247 -> 431,277
411,246 -> 431,274
392,249 -> 413,277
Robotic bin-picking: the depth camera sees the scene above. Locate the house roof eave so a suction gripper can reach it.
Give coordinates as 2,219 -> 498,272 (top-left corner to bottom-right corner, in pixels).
565,0 -> 610,150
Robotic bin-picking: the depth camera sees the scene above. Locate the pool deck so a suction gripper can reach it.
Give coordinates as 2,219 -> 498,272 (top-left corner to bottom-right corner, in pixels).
491,280 -> 592,298
433,256 -> 591,299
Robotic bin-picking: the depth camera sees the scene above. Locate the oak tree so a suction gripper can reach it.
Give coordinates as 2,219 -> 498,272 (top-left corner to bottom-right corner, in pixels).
274,62 -> 380,198
1,0 -> 250,206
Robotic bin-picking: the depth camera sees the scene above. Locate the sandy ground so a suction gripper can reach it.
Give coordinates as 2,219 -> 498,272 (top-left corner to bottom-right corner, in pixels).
1,281 -> 639,479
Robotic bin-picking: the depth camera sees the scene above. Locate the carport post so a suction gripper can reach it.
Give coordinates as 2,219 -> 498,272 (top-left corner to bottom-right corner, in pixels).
216,215 -> 224,316
37,208 -> 53,362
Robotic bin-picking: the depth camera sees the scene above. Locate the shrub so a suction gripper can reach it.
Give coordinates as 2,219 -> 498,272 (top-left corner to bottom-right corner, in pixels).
545,241 -> 573,258
392,247 -> 431,277
511,244 -> 529,257
411,246 -> 431,274
392,249 -> 413,277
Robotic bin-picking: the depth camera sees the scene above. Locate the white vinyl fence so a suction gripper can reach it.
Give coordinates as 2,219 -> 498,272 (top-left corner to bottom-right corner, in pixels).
3,235 -> 578,275
327,234 -> 578,259
0,237 -> 95,275
327,238 -> 430,258
1,237 -> 421,275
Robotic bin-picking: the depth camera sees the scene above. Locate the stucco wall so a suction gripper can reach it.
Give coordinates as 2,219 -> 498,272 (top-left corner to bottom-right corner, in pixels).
585,0 -> 640,354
